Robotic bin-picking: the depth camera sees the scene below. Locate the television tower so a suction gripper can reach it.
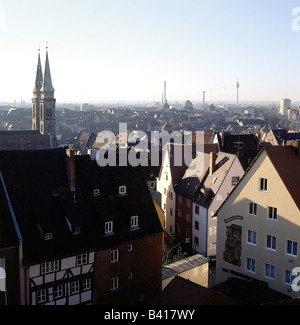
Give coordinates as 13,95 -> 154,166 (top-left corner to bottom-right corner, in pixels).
236,78 -> 240,105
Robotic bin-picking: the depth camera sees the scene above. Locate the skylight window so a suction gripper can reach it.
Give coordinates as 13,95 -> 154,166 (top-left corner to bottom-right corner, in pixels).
93,189 -> 100,196
119,185 -> 127,195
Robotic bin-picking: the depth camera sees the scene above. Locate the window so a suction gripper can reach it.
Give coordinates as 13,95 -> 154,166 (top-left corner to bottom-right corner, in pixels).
44,232 -> 53,241
139,293 -> 144,303
247,230 -> 257,245
36,289 -> 47,304
130,216 -> 139,229
195,205 -> 199,215
248,202 -> 257,216
178,209 -> 182,218
170,208 -> 173,216
83,278 -> 91,291
187,199 -> 191,208
178,224 -> 182,233
128,245 -> 133,252
105,221 -> 113,235
265,263 -> 275,279
194,236 -> 199,247
285,269 -> 297,285
54,285 -> 64,299
0,258 -> 5,294
93,189 -> 100,196
76,253 -> 88,266
71,225 -> 80,235
260,178 -> 268,192
110,249 -> 119,263
41,260 -> 59,274
266,235 -> 277,251
128,272 -> 133,280
287,240 -> 298,257
71,281 -> 80,294
195,221 -> 199,230
150,182 -> 155,189
186,213 -> 191,222
178,195 -> 182,204
119,186 -> 127,195
246,257 -> 256,273
232,176 -> 240,186
110,277 -> 119,292
268,207 -> 277,220
169,192 -> 173,200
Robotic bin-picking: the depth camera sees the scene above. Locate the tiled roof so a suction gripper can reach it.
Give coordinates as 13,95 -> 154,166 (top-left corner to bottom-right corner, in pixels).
265,146 -> 300,210
0,148 -> 163,265
152,276 -> 239,305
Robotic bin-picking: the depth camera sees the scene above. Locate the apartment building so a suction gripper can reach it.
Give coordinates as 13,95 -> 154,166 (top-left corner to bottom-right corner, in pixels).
0,148 -> 163,305
175,151 -> 244,256
157,143 -> 186,248
215,146 -> 300,298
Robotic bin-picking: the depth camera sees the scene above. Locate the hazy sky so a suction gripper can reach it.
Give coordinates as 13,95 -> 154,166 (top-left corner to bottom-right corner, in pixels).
1,0 -> 300,104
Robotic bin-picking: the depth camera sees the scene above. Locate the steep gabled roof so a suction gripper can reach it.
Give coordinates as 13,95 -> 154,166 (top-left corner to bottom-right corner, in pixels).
215,145 -> 300,216
264,146 -> 300,210
0,148 -> 163,265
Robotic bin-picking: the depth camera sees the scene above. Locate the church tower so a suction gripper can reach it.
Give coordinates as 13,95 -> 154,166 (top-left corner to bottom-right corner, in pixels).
32,46 -> 56,145
32,49 -> 43,131
39,47 -> 56,142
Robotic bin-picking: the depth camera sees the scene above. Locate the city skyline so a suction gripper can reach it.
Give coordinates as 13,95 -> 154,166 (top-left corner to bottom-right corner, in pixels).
1,0 -> 300,104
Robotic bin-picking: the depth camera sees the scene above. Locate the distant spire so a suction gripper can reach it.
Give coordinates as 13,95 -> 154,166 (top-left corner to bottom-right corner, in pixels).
41,45 -> 54,92
33,48 -> 43,93
236,78 -> 240,105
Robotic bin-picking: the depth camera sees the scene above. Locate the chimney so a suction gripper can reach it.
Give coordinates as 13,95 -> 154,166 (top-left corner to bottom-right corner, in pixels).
210,152 -> 217,176
201,188 -> 212,203
66,149 -> 76,192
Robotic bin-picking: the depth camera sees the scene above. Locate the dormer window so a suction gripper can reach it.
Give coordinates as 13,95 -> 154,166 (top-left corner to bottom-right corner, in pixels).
105,221 -> 114,235
38,224 -> 53,241
119,185 -> 127,195
44,232 -> 53,241
65,216 -> 81,235
73,225 -> 81,235
130,216 -> 139,230
93,189 -> 100,196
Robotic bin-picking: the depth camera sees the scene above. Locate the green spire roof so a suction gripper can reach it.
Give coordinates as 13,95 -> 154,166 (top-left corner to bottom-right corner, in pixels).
41,48 -> 54,92
33,50 -> 43,93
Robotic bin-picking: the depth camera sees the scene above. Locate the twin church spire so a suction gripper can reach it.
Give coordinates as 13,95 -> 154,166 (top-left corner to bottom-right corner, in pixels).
33,47 -> 54,94
32,46 -> 56,144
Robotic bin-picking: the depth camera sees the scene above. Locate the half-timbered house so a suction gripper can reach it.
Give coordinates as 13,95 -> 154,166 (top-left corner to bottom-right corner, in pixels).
0,147 -> 163,305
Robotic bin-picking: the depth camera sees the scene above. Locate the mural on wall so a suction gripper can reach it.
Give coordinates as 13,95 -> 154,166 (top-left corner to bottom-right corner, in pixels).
223,224 -> 242,266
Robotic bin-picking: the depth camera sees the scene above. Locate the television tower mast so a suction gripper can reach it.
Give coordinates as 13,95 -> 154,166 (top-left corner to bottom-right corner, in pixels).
236,78 -> 240,105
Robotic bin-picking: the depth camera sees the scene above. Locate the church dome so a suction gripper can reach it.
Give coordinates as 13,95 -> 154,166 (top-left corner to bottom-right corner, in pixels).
183,100 -> 193,110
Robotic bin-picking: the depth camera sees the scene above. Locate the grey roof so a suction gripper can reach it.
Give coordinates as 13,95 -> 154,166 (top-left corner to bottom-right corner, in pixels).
162,254 -> 208,279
